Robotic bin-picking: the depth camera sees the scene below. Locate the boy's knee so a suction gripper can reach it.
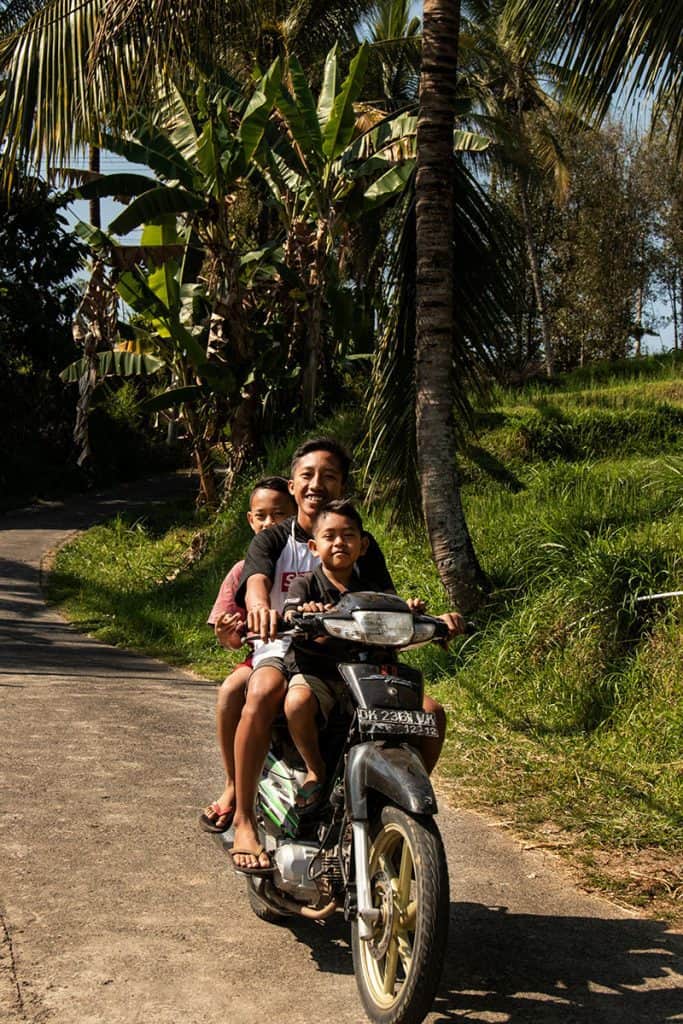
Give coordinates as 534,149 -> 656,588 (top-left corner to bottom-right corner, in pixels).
423,694 -> 446,733
284,685 -> 318,716
217,666 -> 249,706
246,668 -> 287,707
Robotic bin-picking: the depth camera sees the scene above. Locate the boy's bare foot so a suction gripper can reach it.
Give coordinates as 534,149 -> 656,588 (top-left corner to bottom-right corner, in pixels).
295,769 -> 326,811
199,783 -> 235,832
231,818 -> 271,872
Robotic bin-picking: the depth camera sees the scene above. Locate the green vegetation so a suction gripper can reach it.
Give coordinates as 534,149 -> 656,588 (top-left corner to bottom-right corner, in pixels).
50,364 -> 683,916
4,0 -> 683,610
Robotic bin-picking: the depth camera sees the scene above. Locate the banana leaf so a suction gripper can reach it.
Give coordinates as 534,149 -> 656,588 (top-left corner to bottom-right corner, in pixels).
237,57 -> 281,167
75,174 -> 160,201
142,385 -> 207,412
317,45 -> 339,130
362,160 -> 415,211
322,43 -> 369,161
98,131 -> 194,190
287,55 -> 323,159
453,129 -> 490,152
108,186 -> 206,236
60,350 -> 164,383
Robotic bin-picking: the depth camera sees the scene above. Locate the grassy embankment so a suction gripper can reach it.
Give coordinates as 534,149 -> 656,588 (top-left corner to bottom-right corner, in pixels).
50,355 -> 683,918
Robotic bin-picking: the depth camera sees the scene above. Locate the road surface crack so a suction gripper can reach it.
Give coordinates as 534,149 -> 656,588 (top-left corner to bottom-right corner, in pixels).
0,906 -> 28,1021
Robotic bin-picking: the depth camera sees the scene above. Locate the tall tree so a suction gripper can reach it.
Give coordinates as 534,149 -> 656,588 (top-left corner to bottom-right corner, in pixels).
461,0 -> 576,376
544,123 -> 662,366
651,115 -> 683,352
415,0 -> 488,612
364,0 -> 421,111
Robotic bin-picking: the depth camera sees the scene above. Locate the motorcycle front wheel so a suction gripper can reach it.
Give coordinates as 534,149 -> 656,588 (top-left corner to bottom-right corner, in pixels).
351,805 -> 449,1024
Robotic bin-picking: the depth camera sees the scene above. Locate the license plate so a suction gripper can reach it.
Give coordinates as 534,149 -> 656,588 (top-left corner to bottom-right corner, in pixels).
357,707 -> 439,738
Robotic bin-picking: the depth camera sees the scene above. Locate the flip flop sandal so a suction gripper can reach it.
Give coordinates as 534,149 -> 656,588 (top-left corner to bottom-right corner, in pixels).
199,801 -> 235,834
229,846 -> 274,877
295,781 -> 325,816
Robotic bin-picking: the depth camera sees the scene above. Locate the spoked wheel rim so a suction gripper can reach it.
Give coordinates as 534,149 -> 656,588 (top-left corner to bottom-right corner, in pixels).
358,821 -> 419,1010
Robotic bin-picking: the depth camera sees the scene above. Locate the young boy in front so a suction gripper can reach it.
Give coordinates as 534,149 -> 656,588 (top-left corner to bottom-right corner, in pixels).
199,477 -> 295,833
281,499 -> 428,814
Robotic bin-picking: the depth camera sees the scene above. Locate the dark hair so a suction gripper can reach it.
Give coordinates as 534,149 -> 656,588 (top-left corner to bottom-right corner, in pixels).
312,498 -> 363,535
290,437 -> 351,483
249,476 -> 294,506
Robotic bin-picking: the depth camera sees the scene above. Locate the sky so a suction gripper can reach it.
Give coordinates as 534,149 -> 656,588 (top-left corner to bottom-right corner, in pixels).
63,150 -> 147,245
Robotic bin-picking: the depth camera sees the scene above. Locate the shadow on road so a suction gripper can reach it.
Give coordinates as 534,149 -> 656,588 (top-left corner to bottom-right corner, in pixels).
0,553 -> 215,689
286,913 -> 355,976
433,901 -> 682,1022
279,901 -> 682,1022
0,473 -> 195,532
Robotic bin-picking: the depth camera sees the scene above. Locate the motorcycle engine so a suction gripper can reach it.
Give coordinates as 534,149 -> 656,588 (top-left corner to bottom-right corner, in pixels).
273,841 -> 321,901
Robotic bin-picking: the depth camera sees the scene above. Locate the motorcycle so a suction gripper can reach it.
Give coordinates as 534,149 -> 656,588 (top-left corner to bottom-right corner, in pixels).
215,591 -> 452,1024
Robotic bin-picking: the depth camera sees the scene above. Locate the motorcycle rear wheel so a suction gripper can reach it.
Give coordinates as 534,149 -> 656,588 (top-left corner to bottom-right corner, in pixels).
351,805 -> 449,1024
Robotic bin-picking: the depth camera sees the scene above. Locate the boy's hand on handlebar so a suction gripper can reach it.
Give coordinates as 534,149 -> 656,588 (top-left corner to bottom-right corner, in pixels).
247,606 -> 280,642
406,597 -> 426,613
299,601 -> 334,614
215,612 -> 244,650
438,611 -> 466,644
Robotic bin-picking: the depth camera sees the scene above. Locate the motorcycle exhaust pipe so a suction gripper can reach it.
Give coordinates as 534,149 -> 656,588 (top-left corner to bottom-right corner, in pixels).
263,883 -> 337,920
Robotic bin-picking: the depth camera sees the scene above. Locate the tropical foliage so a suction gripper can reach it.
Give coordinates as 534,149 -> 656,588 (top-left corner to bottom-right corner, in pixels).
59,43 -> 418,502
508,0 -> 683,153
0,0 -> 377,181
2,0 -> 683,604
0,168 -> 83,501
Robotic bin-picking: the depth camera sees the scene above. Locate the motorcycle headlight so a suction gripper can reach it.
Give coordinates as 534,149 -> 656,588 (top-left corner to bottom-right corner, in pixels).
351,610 -> 415,645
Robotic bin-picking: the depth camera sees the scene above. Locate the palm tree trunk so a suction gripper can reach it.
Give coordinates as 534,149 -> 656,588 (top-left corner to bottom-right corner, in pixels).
516,170 -> 554,377
415,0 -> 487,613
88,146 -> 101,228
301,220 -> 326,422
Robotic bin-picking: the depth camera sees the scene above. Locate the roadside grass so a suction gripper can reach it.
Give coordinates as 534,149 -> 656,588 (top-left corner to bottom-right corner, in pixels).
49,371 -> 683,918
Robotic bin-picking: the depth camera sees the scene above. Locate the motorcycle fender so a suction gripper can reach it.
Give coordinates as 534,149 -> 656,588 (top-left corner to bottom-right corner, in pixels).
345,742 -> 438,820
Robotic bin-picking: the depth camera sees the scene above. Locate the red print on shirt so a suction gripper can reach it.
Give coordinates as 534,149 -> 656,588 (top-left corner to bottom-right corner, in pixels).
281,572 -> 305,592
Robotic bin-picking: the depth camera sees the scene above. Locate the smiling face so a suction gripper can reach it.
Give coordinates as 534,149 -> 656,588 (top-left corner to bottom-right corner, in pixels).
288,450 -> 346,530
247,488 -> 295,533
309,511 -> 369,576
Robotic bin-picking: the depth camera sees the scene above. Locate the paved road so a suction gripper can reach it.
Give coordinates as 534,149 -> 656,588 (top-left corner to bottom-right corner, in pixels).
1,479 -> 681,1024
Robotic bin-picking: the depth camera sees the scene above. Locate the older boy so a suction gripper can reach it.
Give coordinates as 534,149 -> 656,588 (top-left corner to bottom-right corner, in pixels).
229,438 -> 461,874
229,439 -> 390,870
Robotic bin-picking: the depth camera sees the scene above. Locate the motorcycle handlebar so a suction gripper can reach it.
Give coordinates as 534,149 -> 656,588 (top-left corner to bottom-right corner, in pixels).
242,611 -> 477,645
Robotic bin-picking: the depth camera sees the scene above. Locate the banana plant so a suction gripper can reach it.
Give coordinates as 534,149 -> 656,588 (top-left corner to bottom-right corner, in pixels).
73,47 -> 415,424
75,65 -> 280,351
255,42 -> 490,418
254,42 -> 417,417
61,215 -> 235,505
69,71 -> 282,501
